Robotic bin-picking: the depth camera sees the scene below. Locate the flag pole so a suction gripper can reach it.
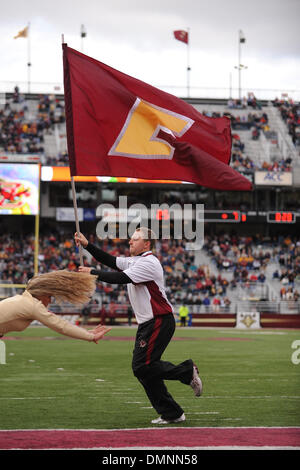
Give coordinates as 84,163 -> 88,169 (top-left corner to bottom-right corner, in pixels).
71,176 -> 84,265
238,30 -> 241,100
62,33 -> 84,266
27,22 -> 31,93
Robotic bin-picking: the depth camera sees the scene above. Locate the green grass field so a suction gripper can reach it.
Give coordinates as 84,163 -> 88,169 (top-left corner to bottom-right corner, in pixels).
0,326 -> 299,430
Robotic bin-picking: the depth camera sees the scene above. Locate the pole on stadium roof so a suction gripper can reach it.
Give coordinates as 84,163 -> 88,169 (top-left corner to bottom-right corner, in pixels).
237,30 -> 247,100
27,22 -> 31,93
187,27 -> 190,98
80,25 -> 87,53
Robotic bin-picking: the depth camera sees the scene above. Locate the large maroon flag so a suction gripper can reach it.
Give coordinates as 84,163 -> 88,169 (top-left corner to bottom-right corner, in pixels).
62,44 -> 252,191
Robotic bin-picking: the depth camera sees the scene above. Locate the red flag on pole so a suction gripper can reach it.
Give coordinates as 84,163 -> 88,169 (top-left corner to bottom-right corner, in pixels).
173,30 -> 189,44
62,45 -> 252,191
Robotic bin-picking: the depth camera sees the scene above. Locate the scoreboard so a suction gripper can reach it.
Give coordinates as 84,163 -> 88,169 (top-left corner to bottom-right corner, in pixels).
201,210 -> 298,224
203,210 -> 246,223
266,211 -> 296,224
156,209 -> 298,223
98,208 -> 299,224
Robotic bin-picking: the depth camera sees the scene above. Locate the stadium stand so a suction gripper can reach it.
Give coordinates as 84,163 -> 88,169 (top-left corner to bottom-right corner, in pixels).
273,97 -> 300,147
0,231 -> 299,319
1,92 -> 298,170
0,92 -> 65,162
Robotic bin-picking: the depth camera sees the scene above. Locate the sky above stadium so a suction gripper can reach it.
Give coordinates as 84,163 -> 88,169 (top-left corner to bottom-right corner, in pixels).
1,0 -> 299,100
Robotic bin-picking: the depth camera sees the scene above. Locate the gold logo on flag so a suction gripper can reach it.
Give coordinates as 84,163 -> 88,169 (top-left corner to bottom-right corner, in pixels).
108,98 -> 194,160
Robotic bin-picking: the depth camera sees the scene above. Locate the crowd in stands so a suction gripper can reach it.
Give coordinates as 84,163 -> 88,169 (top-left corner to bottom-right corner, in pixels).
1,231 -> 300,313
203,233 -> 271,286
1,90 -> 297,173
0,232 -> 232,310
0,91 -> 65,156
271,233 -> 300,301
202,100 -> 294,173
203,233 -> 300,302
231,153 -> 292,173
259,158 -> 293,172
228,132 -> 292,173
226,96 -> 275,142
45,151 -> 69,166
36,94 -> 65,126
226,110 -> 269,132
0,102 -> 45,154
78,235 -> 232,308
157,239 -> 231,308
231,132 -> 256,172
227,93 -> 262,110
0,233 -> 76,285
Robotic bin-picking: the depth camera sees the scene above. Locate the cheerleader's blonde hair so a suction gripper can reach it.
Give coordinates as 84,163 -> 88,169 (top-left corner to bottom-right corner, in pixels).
26,270 -> 96,305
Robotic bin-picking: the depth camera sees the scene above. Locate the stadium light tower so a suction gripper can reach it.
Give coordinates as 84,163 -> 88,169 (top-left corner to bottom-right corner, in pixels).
27,22 -> 31,93
81,24 -> 87,53
235,30 -> 248,100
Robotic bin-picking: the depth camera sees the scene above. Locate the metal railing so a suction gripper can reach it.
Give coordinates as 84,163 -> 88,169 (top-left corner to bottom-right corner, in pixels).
1,287 -> 299,316
1,82 -> 300,101
236,300 -> 300,314
46,300 -> 300,316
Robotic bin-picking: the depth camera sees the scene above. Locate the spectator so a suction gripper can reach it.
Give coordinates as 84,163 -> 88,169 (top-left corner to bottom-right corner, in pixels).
258,272 -> 266,283
212,297 -> 221,312
100,305 -> 107,325
127,305 -> 133,326
203,295 -> 210,310
81,302 -> 91,325
179,304 -> 189,327
108,301 -> 116,325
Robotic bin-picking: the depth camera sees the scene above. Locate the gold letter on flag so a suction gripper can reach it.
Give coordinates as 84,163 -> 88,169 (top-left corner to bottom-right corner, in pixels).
108,98 -> 194,160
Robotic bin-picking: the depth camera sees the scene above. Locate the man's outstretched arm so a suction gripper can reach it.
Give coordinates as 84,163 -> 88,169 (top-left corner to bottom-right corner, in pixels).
86,243 -> 117,269
79,266 -> 132,285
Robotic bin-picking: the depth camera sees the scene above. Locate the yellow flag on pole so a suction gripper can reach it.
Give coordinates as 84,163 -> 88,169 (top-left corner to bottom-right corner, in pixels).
14,26 -> 28,39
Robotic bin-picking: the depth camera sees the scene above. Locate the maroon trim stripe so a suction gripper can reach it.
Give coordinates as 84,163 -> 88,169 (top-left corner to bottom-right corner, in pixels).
146,316 -> 162,365
1,427 -> 299,449
145,280 -> 173,315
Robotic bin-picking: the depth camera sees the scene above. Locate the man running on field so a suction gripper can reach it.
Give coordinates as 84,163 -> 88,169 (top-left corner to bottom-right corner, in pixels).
75,227 -> 203,424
